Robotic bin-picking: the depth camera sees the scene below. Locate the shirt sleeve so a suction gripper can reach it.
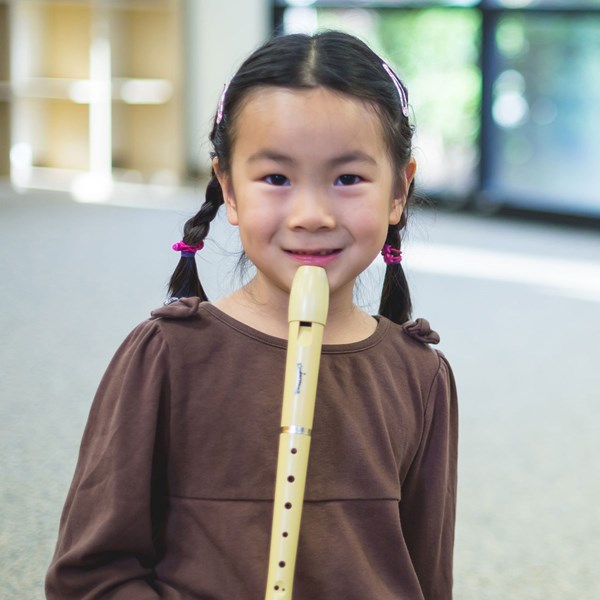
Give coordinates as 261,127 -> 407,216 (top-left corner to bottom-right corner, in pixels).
399,353 -> 459,600
45,320 -> 170,599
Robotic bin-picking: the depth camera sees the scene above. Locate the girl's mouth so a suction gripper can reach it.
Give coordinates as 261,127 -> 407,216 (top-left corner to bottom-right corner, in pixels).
285,248 -> 342,266
287,249 -> 339,256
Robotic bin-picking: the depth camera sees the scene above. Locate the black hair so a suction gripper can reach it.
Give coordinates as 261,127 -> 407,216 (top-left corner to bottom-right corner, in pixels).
168,30 -> 415,324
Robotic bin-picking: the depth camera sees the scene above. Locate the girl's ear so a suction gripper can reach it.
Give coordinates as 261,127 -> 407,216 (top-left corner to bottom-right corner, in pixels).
389,158 -> 417,225
213,157 -> 239,226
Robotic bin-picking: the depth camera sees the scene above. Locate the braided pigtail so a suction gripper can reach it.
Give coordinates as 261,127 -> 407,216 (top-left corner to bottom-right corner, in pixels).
378,181 -> 414,325
167,174 -> 224,301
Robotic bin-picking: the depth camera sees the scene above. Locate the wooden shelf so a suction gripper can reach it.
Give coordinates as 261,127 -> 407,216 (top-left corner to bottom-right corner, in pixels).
0,2 -> 8,81
12,2 -> 91,80
112,78 -> 173,104
2,0 -> 184,186
112,101 -> 182,176
110,2 -> 181,81
0,102 -> 8,176
10,77 -> 173,104
0,2 -> 8,176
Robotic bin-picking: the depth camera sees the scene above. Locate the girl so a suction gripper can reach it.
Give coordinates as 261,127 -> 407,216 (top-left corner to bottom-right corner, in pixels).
46,31 -> 458,599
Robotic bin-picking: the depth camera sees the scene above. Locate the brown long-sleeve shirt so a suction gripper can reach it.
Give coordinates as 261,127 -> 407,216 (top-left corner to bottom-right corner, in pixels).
46,298 -> 458,599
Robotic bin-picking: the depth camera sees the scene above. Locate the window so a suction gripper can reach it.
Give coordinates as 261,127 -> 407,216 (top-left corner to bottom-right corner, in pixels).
275,1 -> 600,217
484,11 -> 600,215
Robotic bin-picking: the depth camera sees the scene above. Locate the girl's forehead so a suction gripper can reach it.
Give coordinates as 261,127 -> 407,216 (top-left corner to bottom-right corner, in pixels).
233,86 -> 386,156
240,85 -> 375,117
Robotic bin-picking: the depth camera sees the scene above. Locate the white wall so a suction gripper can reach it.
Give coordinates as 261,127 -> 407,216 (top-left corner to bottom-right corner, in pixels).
184,0 -> 271,175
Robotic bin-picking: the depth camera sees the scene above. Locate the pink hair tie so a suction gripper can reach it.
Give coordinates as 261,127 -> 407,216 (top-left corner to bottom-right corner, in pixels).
172,241 -> 204,256
381,244 -> 403,265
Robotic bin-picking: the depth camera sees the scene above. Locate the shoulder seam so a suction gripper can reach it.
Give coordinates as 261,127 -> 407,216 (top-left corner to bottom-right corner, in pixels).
423,349 -> 444,418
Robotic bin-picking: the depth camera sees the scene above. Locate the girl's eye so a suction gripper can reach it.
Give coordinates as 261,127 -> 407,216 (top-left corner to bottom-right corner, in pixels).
335,174 -> 363,186
264,174 -> 290,186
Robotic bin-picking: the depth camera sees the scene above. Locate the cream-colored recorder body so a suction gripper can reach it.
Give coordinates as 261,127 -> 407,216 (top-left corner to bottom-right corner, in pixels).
264,266 -> 329,600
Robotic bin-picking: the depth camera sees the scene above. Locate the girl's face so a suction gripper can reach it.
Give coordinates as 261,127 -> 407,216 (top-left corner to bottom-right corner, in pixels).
215,86 -> 415,309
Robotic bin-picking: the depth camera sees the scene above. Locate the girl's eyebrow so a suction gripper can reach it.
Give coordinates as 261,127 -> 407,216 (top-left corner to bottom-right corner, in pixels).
247,150 -> 377,166
248,150 -> 294,164
329,151 -> 377,166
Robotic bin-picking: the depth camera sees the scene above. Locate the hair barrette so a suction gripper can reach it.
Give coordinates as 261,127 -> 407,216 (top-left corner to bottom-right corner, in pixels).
382,62 -> 409,118
216,79 -> 232,125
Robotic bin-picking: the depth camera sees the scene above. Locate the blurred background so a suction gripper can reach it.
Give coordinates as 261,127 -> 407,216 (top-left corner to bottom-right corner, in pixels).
1,1 -> 599,598
2,0 -> 600,215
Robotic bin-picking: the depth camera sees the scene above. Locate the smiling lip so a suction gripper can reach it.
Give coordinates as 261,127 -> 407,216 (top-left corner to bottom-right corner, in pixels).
285,248 -> 341,266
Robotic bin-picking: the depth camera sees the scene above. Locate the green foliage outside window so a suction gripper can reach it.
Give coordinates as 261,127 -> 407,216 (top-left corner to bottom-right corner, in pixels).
377,9 -> 481,148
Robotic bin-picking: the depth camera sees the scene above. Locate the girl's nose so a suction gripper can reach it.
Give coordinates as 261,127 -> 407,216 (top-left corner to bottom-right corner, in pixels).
286,188 -> 336,231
